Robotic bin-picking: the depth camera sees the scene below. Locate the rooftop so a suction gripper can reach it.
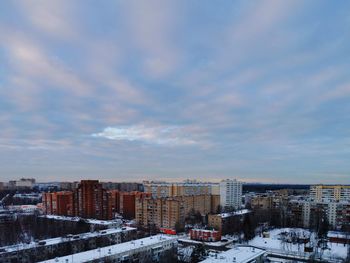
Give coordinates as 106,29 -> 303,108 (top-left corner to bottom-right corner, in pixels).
41,215 -> 122,226
215,209 -> 251,218
200,246 -> 265,263
0,227 -> 136,254
39,235 -> 177,263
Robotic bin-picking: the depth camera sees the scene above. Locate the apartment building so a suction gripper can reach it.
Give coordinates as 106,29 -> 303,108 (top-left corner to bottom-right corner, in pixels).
0,227 -> 136,263
73,180 -> 113,220
288,200 -> 350,229
208,209 -> 251,234
219,179 -> 242,210
43,191 -> 74,216
39,235 -> 177,263
108,191 -> 151,219
143,181 -> 217,198
136,194 -> 218,230
136,197 -> 185,230
310,185 -> 350,202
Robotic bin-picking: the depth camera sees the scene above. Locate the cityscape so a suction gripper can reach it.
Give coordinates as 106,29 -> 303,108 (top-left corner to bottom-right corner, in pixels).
0,179 -> 349,262
1,0 -> 350,263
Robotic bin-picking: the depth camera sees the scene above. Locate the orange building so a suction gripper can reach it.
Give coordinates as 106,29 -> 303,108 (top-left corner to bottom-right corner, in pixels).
43,191 -> 73,216
73,180 -> 112,220
108,191 -> 151,219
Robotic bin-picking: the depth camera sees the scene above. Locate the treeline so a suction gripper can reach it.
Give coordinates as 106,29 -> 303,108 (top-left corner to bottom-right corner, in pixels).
0,215 -> 90,247
243,184 -> 310,193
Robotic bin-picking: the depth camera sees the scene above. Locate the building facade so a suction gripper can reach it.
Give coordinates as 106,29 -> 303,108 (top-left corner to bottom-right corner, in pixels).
310,185 -> 350,202
219,179 -> 242,210
135,194 -> 218,230
190,229 -> 221,242
43,191 -> 74,216
38,235 -> 177,263
143,181 -> 218,198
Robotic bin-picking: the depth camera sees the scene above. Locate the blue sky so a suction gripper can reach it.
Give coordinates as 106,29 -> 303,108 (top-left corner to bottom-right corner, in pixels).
0,1 -> 350,183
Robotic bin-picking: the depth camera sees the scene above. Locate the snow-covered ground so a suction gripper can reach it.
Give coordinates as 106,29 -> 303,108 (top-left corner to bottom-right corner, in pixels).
248,228 -> 348,261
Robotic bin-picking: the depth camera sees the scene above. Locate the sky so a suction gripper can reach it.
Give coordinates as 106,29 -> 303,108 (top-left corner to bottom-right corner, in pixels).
0,1 -> 350,184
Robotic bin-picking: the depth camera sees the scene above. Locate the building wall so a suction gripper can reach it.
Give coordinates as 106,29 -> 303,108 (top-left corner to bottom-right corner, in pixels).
73,180 -> 112,220
251,196 -> 273,210
43,191 -> 74,216
219,179 -> 242,209
310,185 -> 350,202
135,194 -> 215,230
144,182 -> 216,198
190,229 -> 221,242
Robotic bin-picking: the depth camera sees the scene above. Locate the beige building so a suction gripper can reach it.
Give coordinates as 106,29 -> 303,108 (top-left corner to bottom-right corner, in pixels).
143,182 -> 216,198
310,185 -> 350,202
250,195 -> 273,210
136,197 -> 185,229
136,194 -> 220,230
208,209 -> 251,234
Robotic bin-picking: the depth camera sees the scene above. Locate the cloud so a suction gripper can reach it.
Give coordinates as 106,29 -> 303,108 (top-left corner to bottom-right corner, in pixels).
118,0 -> 182,77
91,125 -> 198,146
15,0 -> 77,39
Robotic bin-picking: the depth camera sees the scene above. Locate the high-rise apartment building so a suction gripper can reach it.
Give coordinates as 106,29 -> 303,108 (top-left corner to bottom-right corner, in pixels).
73,180 -> 112,220
310,185 -> 350,202
288,200 -> 350,229
43,191 -> 74,216
135,194 -> 218,230
219,179 -> 242,210
143,181 -> 217,198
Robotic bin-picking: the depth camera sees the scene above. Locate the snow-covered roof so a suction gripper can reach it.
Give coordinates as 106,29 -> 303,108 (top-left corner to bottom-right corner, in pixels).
38,235 -> 177,263
200,246 -> 265,263
41,215 -> 122,226
328,231 -> 350,239
0,227 -> 136,253
191,229 -> 219,233
216,209 -> 251,218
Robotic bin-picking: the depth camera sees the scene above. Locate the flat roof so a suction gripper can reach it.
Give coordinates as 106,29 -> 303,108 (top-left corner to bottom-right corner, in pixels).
39,235 -> 177,263
0,227 -> 136,254
41,215 -> 122,225
213,209 -> 251,218
200,246 -> 265,263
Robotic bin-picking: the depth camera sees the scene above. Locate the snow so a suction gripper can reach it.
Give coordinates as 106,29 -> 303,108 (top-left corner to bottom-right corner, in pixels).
0,227 -> 136,253
178,238 -> 233,247
248,228 -> 348,260
200,246 -> 265,263
218,209 -> 251,218
38,235 -> 177,263
328,231 -> 350,239
41,215 -> 122,227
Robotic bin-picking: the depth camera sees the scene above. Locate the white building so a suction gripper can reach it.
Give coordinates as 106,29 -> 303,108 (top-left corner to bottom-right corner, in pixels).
301,201 -> 350,229
200,245 -> 265,263
310,185 -> 350,202
39,235 -> 178,263
219,179 -> 242,210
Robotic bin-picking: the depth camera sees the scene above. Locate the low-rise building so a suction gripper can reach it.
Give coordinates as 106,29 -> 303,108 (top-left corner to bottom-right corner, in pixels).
190,229 -> 221,242
208,209 -> 251,234
38,235 -> 178,263
0,227 -> 136,263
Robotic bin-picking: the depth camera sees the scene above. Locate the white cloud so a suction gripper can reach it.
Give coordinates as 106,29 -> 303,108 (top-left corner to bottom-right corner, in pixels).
15,0 -> 76,39
91,125 -> 197,146
119,0 -> 181,77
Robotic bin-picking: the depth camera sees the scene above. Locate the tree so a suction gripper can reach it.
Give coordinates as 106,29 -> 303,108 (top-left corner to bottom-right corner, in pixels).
175,221 -> 184,233
216,205 -> 222,214
242,214 -> 255,241
191,243 -> 206,263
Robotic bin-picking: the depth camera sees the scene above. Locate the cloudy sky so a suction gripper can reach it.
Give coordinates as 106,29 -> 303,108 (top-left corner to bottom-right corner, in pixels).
0,1 -> 349,183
